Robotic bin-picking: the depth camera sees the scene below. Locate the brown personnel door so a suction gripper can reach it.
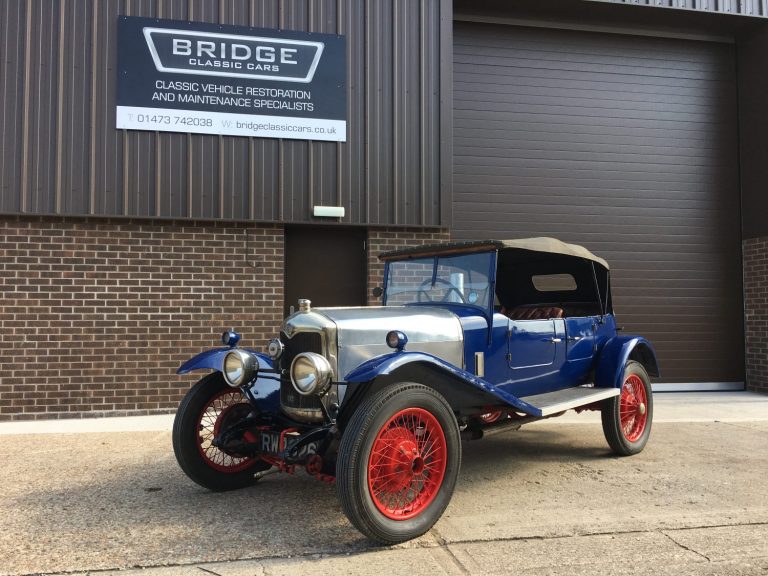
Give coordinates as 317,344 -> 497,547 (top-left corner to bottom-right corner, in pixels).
284,227 -> 367,316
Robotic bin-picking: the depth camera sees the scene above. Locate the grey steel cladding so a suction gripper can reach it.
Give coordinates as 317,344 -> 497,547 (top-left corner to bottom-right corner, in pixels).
0,0 -> 448,227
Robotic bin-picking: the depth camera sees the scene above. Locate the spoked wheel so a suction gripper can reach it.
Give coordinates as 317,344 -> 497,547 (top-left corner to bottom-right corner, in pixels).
368,407 -> 447,520
601,360 -> 653,456
479,410 -> 504,424
198,389 -> 254,472
173,372 -> 269,490
337,382 -> 461,544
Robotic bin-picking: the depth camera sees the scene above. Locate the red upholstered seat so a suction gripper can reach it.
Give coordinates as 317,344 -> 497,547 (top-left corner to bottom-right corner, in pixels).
501,306 -> 564,320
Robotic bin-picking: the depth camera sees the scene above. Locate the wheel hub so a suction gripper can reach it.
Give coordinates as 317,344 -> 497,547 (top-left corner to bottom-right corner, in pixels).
376,427 -> 422,493
620,374 -> 649,443
367,407 -> 448,520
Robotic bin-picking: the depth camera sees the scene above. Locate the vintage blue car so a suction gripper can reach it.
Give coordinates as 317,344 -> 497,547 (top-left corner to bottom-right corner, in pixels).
173,238 -> 658,544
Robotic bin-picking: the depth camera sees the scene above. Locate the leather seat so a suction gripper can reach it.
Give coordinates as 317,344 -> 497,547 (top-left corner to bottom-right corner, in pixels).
501,306 -> 564,320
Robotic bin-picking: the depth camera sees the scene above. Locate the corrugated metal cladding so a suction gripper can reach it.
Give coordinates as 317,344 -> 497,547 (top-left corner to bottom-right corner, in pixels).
588,0 -> 768,17
453,23 -> 743,384
0,0 -> 448,226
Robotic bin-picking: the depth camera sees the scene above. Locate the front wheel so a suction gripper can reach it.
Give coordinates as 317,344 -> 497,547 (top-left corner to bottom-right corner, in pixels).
172,372 -> 270,491
336,382 -> 461,544
601,360 -> 653,456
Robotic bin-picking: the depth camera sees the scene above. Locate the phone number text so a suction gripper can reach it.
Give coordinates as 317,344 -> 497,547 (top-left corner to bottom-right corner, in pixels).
125,113 -> 213,127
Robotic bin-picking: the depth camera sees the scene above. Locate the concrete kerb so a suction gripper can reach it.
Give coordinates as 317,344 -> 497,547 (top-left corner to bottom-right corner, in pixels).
0,391 -> 766,436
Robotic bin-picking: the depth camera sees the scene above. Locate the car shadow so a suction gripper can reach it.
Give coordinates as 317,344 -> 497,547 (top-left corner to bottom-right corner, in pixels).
461,425 -> 611,465
9,447 -> 372,572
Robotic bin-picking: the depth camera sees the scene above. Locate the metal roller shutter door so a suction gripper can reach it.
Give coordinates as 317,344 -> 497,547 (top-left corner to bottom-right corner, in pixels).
453,22 -> 743,386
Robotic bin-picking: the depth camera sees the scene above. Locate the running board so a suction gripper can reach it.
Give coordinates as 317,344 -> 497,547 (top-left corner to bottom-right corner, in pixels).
519,387 -> 619,417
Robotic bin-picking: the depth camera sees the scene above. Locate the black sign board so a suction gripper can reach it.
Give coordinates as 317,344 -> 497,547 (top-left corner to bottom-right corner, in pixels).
117,16 -> 346,141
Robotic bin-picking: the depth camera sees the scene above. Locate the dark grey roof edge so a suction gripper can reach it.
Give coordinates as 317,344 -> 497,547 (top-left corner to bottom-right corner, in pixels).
379,239 -> 504,260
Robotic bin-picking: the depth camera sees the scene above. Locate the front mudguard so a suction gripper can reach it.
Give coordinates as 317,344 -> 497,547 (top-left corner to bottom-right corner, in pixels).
176,347 -> 280,414
177,347 -> 274,374
594,336 -> 660,389
344,351 -> 544,417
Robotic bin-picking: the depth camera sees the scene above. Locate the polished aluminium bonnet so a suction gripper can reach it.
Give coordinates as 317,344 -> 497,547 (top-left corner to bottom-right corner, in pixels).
315,306 -> 464,380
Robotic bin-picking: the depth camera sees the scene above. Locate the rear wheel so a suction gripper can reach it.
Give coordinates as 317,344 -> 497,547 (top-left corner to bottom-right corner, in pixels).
336,382 -> 461,544
172,372 -> 269,491
479,410 -> 504,424
601,360 -> 653,456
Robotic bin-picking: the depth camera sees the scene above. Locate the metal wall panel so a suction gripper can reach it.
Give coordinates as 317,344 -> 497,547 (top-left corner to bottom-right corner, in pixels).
588,0 -> 768,17
0,0 -> 449,226
21,0 -> 60,214
0,2 -> 25,213
453,23 -> 743,384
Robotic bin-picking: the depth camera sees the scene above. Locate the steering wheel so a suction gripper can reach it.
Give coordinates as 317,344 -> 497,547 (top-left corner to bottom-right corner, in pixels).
417,278 -> 467,303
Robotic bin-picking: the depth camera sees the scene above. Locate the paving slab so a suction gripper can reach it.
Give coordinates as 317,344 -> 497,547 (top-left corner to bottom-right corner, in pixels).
661,524 -> 768,564
0,414 -> 175,435
447,531 -> 699,575
39,546 -> 463,576
445,529 -> 768,576
212,546 -> 462,576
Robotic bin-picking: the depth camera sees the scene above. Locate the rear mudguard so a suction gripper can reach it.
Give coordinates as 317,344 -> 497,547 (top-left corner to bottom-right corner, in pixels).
344,351 -> 543,416
594,336 -> 660,389
176,347 -> 280,413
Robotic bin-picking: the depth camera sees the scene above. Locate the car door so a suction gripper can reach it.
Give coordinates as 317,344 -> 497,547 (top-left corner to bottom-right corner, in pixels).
504,318 -> 566,396
563,316 -> 596,383
508,319 -> 558,368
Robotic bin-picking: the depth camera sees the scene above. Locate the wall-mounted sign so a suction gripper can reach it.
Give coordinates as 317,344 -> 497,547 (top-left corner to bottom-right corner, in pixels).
117,16 -> 346,142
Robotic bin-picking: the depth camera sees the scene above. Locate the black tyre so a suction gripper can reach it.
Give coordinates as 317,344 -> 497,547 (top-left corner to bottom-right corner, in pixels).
336,382 -> 461,544
601,360 -> 653,456
172,372 -> 269,491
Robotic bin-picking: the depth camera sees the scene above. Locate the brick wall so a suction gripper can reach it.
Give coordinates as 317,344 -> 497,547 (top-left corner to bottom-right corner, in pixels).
366,227 -> 451,305
0,216 -> 284,420
0,220 -> 453,420
744,236 -> 768,393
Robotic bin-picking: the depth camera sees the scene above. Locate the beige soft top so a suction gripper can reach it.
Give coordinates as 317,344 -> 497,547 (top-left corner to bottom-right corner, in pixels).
379,237 -> 609,270
498,237 -> 609,270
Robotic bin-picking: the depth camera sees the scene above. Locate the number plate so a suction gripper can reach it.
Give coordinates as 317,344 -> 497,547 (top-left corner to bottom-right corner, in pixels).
257,430 -> 318,458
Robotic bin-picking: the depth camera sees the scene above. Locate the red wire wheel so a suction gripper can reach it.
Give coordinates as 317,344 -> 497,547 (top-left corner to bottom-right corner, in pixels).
196,388 -> 254,473
479,410 -> 504,424
601,361 -> 653,456
367,407 -> 448,520
336,382 -> 461,544
619,374 -> 648,442
173,372 -> 269,491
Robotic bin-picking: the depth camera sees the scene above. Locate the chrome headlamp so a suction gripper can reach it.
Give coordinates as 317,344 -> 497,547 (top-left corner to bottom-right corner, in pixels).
222,349 -> 257,387
290,352 -> 332,396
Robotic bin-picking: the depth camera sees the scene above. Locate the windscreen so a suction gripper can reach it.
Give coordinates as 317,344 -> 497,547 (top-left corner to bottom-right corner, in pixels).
384,252 -> 493,309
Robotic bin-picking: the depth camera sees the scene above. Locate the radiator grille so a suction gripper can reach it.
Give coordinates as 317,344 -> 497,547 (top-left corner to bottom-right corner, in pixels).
280,331 -> 322,370
280,331 -> 324,414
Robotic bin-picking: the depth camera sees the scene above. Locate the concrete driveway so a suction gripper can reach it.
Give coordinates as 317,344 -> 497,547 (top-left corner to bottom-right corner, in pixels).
1,392 -> 766,576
